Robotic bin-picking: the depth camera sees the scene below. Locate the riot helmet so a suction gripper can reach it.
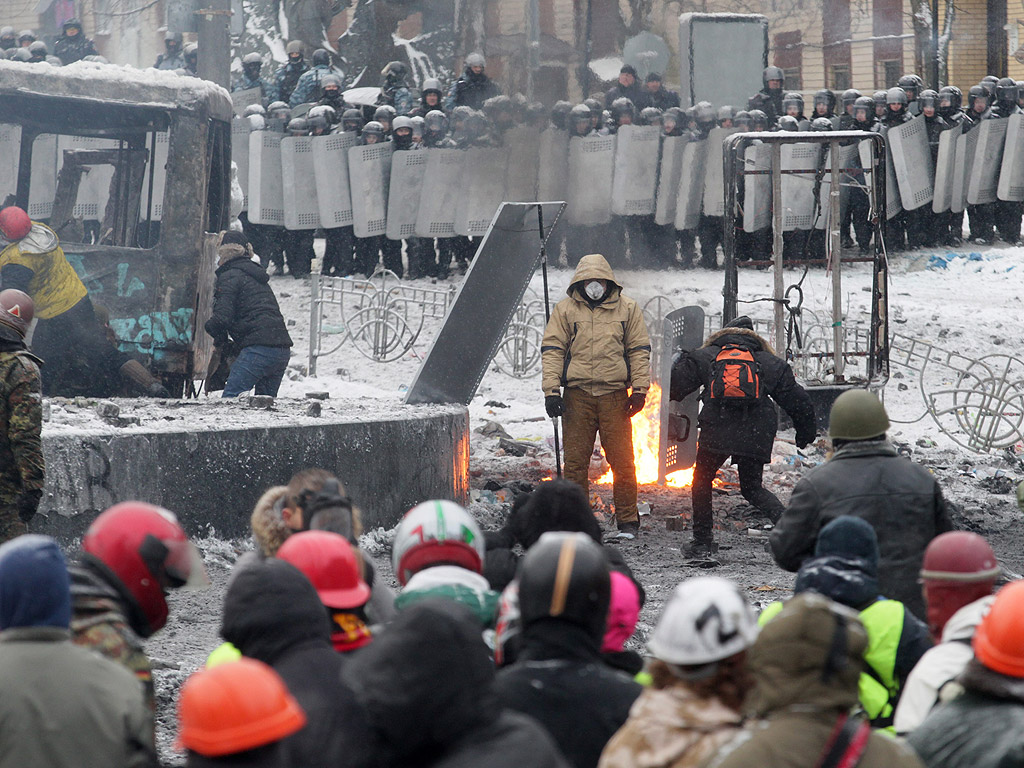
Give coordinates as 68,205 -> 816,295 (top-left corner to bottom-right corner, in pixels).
584,97 -> 603,129
421,77 -> 443,108
27,40 -> 47,62
610,97 -> 635,126
885,87 -> 908,118
980,75 -> 999,95
409,114 -> 425,141
782,91 -> 804,117
853,95 -> 875,124
841,88 -> 861,114
451,104 -> 474,130
18,31 -> 36,47
919,88 -> 938,117
483,94 -> 514,128
381,60 -> 407,83
640,106 -> 663,127
373,104 -> 395,132
938,85 -> 961,116
0,27 -> 16,50
391,115 -> 415,149
361,121 -> 385,144
897,74 -> 923,102
424,109 -> 448,137
569,103 -> 593,136
733,109 -> 751,130
11,48 -> 31,63
464,110 -> 489,139
872,90 -> 888,117
995,77 -> 1018,105
550,100 -> 573,130
184,43 -> 198,69
748,109 -> 768,131
810,116 -> 833,131
267,101 -> 291,120
341,108 -> 364,133
242,103 -> 265,118
164,31 -> 183,53
814,89 -> 837,116
320,73 -> 343,104
285,40 -> 303,64
762,65 -> 784,92
311,48 -> 330,68
1017,81 -> 1024,108
241,52 -> 262,80
287,117 -> 309,136
306,107 -> 332,135
716,105 -> 734,127
465,52 -> 486,79
694,100 -> 715,127
968,84 -> 991,113
662,106 -> 685,135
526,101 -> 546,127
778,115 -> 800,131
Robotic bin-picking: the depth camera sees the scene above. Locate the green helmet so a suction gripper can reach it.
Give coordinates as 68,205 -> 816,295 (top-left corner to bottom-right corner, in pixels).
828,389 -> 890,441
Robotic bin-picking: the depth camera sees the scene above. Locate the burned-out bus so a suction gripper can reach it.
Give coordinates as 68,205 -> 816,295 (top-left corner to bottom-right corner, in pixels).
0,60 -> 232,396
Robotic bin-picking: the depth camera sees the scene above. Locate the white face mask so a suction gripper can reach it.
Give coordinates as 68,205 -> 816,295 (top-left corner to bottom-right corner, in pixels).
584,280 -> 605,301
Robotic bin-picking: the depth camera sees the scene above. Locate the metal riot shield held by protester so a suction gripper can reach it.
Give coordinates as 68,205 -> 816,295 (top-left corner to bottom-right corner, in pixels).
281,135 -> 321,230
538,127 -> 570,201
887,115 -> 934,211
611,124 -> 661,216
967,117 -> 1008,205
932,129 -> 957,213
654,134 -> 686,225
998,113 -> 1024,202
567,134 -> 615,225
386,149 -> 427,240
349,141 -> 393,238
702,127 -> 738,217
780,142 -> 820,231
504,125 -> 541,202
455,146 -> 507,236
247,130 -> 284,225
951,126 -> 979,215
675,138 -> 707,230
415,148 -> 465,238
742,141 -> 772,233
312,131 -> 356,228
231,119 -> 250,212
658,305 -> 705,482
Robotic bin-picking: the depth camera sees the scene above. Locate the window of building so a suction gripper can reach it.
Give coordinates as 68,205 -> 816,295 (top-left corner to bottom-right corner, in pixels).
831,65 -> 851,91
876,59 -> 901,89
774,31 -> 803,91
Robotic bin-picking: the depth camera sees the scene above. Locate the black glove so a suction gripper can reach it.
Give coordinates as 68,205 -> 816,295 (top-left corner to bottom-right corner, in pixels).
626,392 -> 646,417
545,395 -> 565,418
16,489 -> 42,524
796,430 -> 815,449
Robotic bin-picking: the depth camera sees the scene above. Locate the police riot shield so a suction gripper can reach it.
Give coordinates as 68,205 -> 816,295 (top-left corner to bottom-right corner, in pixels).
658,305 -> 705,481
742,141 -> 772,233
0,124 -> 20,206
815,143 -> 859,232
860,138 -> 901,220
386,149 -> 427,240
140,130 -> 169,222
349,142 -> 393,238
537,127 -> 570,201
231,87 -> 262,116
312,131 -> 356,228
932,129 -> 957,213
951,125 -> 979,215
281,136 -> 321,230
967,117 -> 1008,205
58,136 -> 117,222
248,130 -> 285,225
887,115 -> 934,211
566,134 -> 615,226
654,134 -> 687,226
231,119 -> 250,212
503,125 -> 541,202
455,147 -> 507,236
780,143 -> 821,231
998,113 -> 1024,202
27,133 -> 58,220
702,127 -> 738,217
674,138 -> 707,230
611,124 -> 661,216
415,149 -> 465,238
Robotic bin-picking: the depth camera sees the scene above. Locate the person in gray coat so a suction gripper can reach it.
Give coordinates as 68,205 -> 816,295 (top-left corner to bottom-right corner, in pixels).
0,534 -> 153,768
770,389 -> 953,620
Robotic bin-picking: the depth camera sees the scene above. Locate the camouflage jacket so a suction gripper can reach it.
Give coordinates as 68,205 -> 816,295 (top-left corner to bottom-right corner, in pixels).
0,349 -> 44,503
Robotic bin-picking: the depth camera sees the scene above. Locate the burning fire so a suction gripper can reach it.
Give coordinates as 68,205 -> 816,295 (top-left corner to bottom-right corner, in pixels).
594,382 -> 694,488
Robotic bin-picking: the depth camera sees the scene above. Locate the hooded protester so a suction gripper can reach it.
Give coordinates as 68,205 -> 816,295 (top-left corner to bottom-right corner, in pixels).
706,593 -> 926,768
53,18 -> 97,65
893,532 -> 1000,735
760,516 -> 932,729
601,572 -> 643,676
344,599 -> 570,768
908,580 -> 1024,768
541,254 -> 651,535
155,31 -> 185,70
494,533 -> 643,768
770,389 -> 953,619
0,534 -> 154,768
669,315 -> 816,560
599,577 -> 759,768
220,558 -> 371,768
446,52 -> 500,111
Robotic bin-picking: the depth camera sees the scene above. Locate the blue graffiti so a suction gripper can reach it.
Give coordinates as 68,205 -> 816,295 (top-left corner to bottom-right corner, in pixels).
110,308 -> 194,354
64,252 -> 105,294
116,263 -> 146,298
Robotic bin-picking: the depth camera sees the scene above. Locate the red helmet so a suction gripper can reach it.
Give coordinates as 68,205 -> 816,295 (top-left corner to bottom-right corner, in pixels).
920,531 -> 1000,638
0,289 -> 33,341
277,531 -> 370,610
0,206 -> 31,241
82,502 -> 209,636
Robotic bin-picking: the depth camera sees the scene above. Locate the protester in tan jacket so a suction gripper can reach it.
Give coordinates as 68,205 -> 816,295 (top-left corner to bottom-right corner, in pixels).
541,254 -> 651,533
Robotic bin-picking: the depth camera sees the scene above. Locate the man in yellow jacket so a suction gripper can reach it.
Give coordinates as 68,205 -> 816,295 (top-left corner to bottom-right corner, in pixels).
541,254 -> 651,534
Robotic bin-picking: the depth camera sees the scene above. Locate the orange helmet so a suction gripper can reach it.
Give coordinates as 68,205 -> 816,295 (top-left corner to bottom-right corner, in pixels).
276,531 -> 370,610
0,206 -> 31,241
973,580 -> 1024,677
0,290 -> 33,341
177,658 -> 306,756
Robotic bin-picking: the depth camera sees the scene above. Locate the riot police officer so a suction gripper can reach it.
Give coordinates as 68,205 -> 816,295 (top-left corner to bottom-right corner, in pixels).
748,65 -> 785,125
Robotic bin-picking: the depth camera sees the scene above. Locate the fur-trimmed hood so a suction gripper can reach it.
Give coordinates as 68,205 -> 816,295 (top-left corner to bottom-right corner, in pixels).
702,326 -> 776,356
250,486 -> 291,557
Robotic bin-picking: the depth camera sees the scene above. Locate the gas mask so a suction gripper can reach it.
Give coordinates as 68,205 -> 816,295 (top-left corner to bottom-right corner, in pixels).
584,280 -> 606,301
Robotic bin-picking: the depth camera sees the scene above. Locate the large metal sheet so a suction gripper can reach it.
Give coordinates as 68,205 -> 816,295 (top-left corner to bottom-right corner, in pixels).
743,141 -> 772,233
386,149 -> 427,240
887,115 -> 934,211
998,113 -> 1024,201
0,124 -> 20,205
678,14 -> 767,109
140,130 -> 169,223
231,87 -> 262,116
455,147 -> 507,236
537,127 -> 570,201
247,130 -> 284,225
932,129 -> 957,213
415,149 -> 465,238
611,124 -> 661,215
231,119 -> 250,212
655,135 -> 687,226
312,131 -> 356,228
674,139 -> 707,230
69,136 -> 118,220
660,305 -> 705,479
503,125 -> 541,202
281,136 -> 321,230
566,134 -> 615,226
702,127 -> 739,217
781,142 -> 821,231
28,133 -> 58,221
349,142 -> 393,238
951,126 -> 979,215
406,202 -> 566,405
967,118 -> 1008,205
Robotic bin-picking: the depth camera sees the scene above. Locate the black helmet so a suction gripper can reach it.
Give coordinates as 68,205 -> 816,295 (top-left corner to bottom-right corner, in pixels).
242,103 -> 266,117
733,109 -> 751,129
897,74 -> 923,100
410,115 -> 425,138
783,91 -> 804,114
341,108 -> 364,133
451,105 -> 474,125
996,77 -> 1018,103
694,100 -> 715,125
392,115 -> 414,148
938,85 -> 962,115
287,117 -> 309,135
872,90 -> 888,114
464,110 -> 488,138
583,98 -> 603,119
306,111 -> 329,134
662,106 -> 685,134
361,120 -> 385,143
841,88 -> 862,110
424,109 -> 448,135
28,40 -> 47,60
853,95 -> 875,122
311,48 -> 330,67
810,116 -> 833,131
763,65 -> 784,90
640,106 -> 663,126
267,101 -> 291,119
748,108 -> 768,130
17,31 -> 36,45
919,88 -> 938,111
778,115 -> 800,131
968,84 -> 991,111
981,75 -> 999,95
242,52 -> 261,66
550,100 -> 573,130
381,60 -> 407,82
61,18 -> 83,34
373,104 -> 396,128
517,532 -> 611,640
482,94 -> 512,119
11,48 -> 31,62
814,89 -> 837,113
570,103 -> 593,135
610,97 -> 635,124
886,87 -> 908,105
286,40 -> 303,60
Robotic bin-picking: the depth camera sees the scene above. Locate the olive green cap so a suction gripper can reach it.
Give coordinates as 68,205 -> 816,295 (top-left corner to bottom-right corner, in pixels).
828,389 -> 890,441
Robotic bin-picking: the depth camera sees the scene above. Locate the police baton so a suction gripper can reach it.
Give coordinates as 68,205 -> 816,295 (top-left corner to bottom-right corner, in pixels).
538,205 -> 562,479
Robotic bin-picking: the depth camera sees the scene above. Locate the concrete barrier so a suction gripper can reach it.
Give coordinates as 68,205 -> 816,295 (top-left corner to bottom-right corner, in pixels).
34,404 -> 470,543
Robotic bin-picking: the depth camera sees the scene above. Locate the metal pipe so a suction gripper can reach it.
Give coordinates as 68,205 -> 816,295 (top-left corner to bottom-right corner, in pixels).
829,138 -> 844,380
771,141 -> 784,354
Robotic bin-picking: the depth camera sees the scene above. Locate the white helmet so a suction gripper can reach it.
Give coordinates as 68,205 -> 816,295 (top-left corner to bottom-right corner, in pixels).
391,500 -> 485,586
647,576 -> 759,666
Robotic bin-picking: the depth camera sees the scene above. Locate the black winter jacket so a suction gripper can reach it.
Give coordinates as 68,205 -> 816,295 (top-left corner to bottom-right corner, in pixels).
605,82 -> 649,110
54,34 -> 97,65
494,620 -> 642,768
770,440 -> 954,620
220,559 -> 371,768
670,327 -> 816,462
205,256 -> 292,349
449,70 -> 500,110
